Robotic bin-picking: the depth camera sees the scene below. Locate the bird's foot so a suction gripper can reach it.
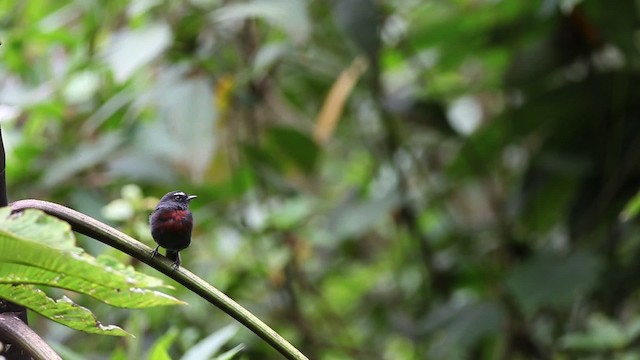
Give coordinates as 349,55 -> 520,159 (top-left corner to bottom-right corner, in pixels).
171,252 -> 181,270
151,246 -> 160,258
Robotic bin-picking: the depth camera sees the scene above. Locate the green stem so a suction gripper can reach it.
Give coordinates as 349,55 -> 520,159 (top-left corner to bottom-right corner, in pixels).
10,199 -> 308,360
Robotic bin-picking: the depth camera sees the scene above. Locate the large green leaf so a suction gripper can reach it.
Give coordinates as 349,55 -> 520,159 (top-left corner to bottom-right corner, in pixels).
0,209 -> 163,289
0,263 -> 182,308
0,208 -> 185,335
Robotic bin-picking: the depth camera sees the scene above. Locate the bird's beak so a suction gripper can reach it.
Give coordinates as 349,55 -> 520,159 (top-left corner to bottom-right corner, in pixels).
187,195 -> 197,202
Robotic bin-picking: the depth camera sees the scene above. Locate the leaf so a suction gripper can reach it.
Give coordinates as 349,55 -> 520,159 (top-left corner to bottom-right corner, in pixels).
103,22 -> 172,83
41,132 -> 124,188
215,344 -> 245,360
265,126 -> 320,174
181,324 -> 239,360
63,71 -> 101,104
506,251 -> 602,314
0,208 -> 185,335
520,172 -> 580,233
620,190 -> 640,221
327,194 -> 400,239
0,209 -> 165,289
423,300 -> 506,357
561,314 -> 629,350
213,0 -> 310,44
0,263 -> 184,308
148,328 -> 179,360
332,0 -> 380,59
252,42 -> 291,79
0,284 -> 129,336
143,66 -> 218,181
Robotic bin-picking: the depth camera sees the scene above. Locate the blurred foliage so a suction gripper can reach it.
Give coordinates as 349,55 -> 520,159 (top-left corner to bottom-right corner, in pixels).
3,0 -> 640,359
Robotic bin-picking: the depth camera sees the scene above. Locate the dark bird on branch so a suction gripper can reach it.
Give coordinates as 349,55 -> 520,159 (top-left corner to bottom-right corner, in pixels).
150,191 -> 197,269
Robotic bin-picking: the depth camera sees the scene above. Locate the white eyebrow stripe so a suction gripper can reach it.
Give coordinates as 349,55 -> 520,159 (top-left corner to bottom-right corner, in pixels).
173,192 -> 186,197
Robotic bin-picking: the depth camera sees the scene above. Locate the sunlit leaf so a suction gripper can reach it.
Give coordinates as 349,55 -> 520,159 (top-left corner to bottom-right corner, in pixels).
620,190 -> 640,221
0,284 -> 129,336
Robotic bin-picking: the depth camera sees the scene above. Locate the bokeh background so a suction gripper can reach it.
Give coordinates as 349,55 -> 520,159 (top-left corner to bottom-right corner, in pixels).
2,0 -> 640,359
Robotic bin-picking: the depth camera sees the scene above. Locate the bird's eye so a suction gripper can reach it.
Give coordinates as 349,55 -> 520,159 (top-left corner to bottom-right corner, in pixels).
174,195 -> 182,201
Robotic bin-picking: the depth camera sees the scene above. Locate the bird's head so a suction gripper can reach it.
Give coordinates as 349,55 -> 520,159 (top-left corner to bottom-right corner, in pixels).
157,191 -> 197,210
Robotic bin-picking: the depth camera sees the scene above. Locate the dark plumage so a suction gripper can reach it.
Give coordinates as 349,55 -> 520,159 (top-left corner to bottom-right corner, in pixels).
149,191 -> 197,268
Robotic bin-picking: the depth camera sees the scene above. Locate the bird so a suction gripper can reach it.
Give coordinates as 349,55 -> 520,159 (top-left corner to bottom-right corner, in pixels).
149,191 -> 197,269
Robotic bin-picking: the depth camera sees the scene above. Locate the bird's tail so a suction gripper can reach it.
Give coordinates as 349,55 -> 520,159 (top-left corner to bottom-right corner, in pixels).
166,250 -> 181,267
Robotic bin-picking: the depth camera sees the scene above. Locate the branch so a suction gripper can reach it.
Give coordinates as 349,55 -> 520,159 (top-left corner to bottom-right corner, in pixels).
0,313 -> 62,360
10,199 -> 308,360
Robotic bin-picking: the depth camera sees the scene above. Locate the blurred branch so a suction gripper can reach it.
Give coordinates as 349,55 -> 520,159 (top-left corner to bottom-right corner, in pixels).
10,199 -> 309,360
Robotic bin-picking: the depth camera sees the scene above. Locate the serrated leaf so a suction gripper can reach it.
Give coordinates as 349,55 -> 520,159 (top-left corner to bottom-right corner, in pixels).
0,284 -> 129,336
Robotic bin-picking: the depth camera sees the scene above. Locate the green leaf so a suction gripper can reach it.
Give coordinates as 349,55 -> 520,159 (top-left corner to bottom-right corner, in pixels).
181,324 -> 239,360
332,0 -> 380,58
0,209 -> 166,289
620,190 -> 640,221
561,314 -> 628,350
423,300 -> 506,357
215,344 -> 245,360
265,125 -> 320,174
327,194 -> 400,239
0,263 -> 184,308
0,284 -> 129,336
0,208 -> 185,335
148,328 -> 179,360
506,251 -> 602,314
